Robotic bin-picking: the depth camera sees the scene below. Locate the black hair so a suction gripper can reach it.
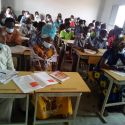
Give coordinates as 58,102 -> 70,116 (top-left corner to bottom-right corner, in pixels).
101,23 -> 106,29
100,29 -> 107,38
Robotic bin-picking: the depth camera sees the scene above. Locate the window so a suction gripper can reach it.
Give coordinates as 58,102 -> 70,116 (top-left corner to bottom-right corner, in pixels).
115,5 -> 125,28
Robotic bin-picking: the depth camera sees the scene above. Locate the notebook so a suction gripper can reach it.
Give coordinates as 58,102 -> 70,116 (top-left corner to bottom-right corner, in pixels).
49,71 -> 70,82
13,72 -> 58,93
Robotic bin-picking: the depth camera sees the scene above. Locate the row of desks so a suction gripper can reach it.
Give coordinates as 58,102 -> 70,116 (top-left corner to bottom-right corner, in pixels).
0,72 -> 90,125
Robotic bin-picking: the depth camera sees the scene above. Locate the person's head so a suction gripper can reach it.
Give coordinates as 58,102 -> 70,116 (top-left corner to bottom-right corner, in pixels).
95,21 -> 101,28
22,10 -> 25,15
70,15 -> 74,19
112,37 -> 125,52
64,18 -> 70,27
24,11 -> 30,18
35,11 -> 39,16
114,26 -> 123,38
57,13 -> 62,19
101,23 -> 106,30
79,20 -> 85,27
5,18 -> 15,34
83,20 -> 86,25
65,26 -> 71,33
5,6 -> 12,14
88,23 -> 94,29
99,29 -> 107,40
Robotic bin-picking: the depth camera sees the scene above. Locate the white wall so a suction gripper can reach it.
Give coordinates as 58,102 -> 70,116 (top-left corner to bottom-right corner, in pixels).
0,0 -> 1,12
100,0 -> 125,29
1,0 -> 101,23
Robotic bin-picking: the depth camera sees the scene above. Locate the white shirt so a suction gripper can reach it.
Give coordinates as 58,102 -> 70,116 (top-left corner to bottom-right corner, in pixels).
0,43 -> 14,70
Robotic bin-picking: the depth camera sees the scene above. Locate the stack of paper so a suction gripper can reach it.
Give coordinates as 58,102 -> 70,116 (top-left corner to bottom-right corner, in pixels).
13,72 -> 58,93
0,70 -> 17,84
49,71 -> 69,82
84,49 -> 96,54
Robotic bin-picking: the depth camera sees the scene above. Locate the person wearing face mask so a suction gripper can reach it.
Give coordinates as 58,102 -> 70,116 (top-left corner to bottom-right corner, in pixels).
20,11 -> 30,25
91,29 -> 107,49
20,18 -> 35,37
70,15 -> 75,28
94,38 -> 125,106
58,26 -> 74,70
4,6 -> 17,20
54,14 -> 63,30
0,36 -> 15,124
0,18 -> 22,46
95,21 -> 101,37
46,14 -> 53,24
108,26 -> 123,48
34,11 -> 41,23
42,23 -> 56,40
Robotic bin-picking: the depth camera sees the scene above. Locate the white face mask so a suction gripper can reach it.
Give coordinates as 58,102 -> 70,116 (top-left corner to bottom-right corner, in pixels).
71,19 -> 74,21
43,41 -> 52,48
35,15 -> 39,18
6,28 -> 14,33
102,38 -> 107,41
58,19 -> 61,23
119,34 -> 124,38
48,22 -> 52,25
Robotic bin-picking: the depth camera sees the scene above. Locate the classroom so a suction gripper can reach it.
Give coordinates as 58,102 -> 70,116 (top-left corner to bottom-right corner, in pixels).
0,0 -> 125,125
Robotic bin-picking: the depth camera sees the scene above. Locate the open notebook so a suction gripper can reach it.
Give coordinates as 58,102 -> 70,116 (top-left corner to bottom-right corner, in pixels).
13,72 -> 58,93
0,70 -> 17,84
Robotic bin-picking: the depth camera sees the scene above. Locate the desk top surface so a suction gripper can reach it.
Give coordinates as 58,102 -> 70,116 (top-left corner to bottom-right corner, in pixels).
36,72 -> 90,93
10,45 -> 31,55
0,72 -> 90,94
103,69 -> 125,82
74,48 -> 106,57
0,72 -> 32,94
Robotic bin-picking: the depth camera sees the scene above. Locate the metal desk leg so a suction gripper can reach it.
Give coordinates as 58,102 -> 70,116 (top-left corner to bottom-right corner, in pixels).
25,94 -> 29,125
76,55 -> 80,72
99,78 -> 113,123
33,94 -> 38,125
73,93 -> 82,119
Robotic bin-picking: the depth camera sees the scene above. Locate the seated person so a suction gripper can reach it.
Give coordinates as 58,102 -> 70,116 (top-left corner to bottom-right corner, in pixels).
58,26 -> 74,70
60,26 -> 74,40
0,18 -> 22,46
91,29 -> 107,49
34,11 -> 41,23
94,38 -> 125,104
18,10 -> 25,22
108,26 -> 123,48
31,33 -> 57,71
71,33 -> 97,72
0,42 -> 15,123
1,6 -> 17,20
42,23 -> 56,40
54,13 -> 63,30
29,21 -> 45,46
97,38 -> 125,70
19,18 -> 35,37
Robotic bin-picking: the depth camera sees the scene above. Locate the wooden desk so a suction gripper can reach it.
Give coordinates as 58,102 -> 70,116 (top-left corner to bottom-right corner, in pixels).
33,72 -> 90,125
10,46 -> 31,71
74,49 -> 106,71
0,72 -> 31,125
99,69 -> 125,123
